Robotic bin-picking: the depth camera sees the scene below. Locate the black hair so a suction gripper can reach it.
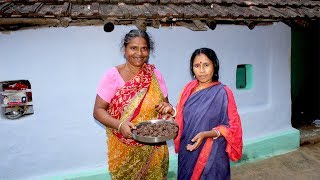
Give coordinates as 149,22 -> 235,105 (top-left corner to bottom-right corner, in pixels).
189,48 -> 220,81
121,29 -> 154,53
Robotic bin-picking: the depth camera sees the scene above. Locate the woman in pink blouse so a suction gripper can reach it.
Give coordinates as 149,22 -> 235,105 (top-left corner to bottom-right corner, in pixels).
93,29 -> 174,179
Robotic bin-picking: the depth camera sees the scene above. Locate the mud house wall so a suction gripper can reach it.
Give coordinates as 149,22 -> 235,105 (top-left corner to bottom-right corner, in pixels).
0,23 -> 292,179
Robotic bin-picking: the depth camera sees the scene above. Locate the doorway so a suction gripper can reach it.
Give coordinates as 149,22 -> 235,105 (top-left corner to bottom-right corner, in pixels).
291,20 -> 320,127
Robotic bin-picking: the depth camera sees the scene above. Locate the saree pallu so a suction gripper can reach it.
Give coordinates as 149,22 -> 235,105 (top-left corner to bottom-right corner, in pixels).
106,64 -> 169,180
174,80 -> 242,180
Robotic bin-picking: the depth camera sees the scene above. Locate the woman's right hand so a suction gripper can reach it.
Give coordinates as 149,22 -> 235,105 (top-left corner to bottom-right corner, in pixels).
119,121 -> 136,139
186,132 -> 206,151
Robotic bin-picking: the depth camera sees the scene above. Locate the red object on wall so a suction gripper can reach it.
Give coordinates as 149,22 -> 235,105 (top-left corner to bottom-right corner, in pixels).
4,83 -> 28,90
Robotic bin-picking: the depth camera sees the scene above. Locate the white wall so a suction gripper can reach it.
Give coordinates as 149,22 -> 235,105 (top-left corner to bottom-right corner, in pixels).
0,23 -> 291,179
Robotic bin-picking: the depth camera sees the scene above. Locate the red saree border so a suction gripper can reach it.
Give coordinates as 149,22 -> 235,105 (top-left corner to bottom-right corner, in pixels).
107,63 -> 155,146
217,86 -> 243,161
174,80 -> 198,153
191,138 -> 214,180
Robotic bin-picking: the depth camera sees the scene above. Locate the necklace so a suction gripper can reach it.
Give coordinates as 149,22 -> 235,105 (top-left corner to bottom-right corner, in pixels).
124,63 -> 139,75
119,63 -> 140,82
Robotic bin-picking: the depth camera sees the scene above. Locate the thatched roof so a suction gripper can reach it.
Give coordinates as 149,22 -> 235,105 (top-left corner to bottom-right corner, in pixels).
0,0 -> 319,31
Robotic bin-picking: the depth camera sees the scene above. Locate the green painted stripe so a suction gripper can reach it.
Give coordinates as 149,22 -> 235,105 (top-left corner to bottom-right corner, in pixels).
41,128 -> 299,180
232,128 -> 300,166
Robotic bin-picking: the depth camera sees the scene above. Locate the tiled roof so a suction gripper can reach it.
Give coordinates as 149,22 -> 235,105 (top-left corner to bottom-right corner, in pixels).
0,0 -> 319,31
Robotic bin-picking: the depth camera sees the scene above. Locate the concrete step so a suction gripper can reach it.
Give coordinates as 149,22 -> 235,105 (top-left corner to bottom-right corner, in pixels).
299,124 -> 320,146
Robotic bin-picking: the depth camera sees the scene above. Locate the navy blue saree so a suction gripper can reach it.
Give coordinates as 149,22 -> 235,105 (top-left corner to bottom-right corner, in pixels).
174,80 -> 242,180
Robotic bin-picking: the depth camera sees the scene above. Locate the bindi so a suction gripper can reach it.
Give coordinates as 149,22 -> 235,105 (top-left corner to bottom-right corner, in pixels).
200,61 -> 202,64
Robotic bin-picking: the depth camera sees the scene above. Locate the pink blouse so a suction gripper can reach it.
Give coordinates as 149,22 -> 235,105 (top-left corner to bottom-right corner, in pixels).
97,67 -> 168,103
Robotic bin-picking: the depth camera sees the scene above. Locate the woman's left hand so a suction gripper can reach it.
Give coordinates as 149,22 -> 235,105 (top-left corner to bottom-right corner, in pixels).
155,102 -> 174,116
186,132 -> 206,151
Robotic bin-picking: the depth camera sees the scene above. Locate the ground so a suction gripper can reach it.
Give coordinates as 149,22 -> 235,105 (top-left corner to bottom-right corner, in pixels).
231,123 -> 320,180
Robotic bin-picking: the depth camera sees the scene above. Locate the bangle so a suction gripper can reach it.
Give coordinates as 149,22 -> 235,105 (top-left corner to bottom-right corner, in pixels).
212,128 -> 220,139
168,103 -> 177,117
118,121 -> 125,131
171,107 -> 177,118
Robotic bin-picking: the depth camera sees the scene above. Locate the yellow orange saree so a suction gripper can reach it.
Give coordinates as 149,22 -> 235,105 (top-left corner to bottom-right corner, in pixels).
106,64 -> 169,180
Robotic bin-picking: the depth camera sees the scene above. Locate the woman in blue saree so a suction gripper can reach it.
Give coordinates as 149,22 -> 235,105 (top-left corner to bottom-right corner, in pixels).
158,48 -> 243,180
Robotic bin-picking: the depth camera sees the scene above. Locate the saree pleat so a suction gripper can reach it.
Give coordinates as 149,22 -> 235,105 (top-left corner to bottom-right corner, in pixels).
106,64 -> 169,180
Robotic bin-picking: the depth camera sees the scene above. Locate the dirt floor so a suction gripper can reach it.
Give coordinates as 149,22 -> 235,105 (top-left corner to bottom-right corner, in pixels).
231,124 -> 320,180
